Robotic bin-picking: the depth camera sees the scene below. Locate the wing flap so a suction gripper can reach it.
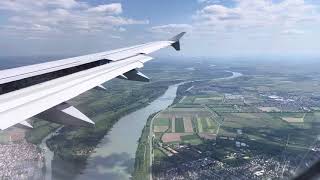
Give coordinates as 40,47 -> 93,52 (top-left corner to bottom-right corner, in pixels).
36,103 -> 94,127
94,85 -> 107,91
123,69 -> 150,82
18,121 -> 33,129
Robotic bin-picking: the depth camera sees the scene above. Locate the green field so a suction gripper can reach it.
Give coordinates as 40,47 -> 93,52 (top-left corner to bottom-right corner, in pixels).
175,118 -> 185,133
180,96 -> 195,104
201,118 -> 217,133
197,118 -> 203,133
181,134 -> 203,145
154,118 -> 171,126
153,148 -> 167,160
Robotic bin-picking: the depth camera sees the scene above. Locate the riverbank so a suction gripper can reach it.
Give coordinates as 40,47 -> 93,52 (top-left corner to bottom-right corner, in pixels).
132,113 -> 156,180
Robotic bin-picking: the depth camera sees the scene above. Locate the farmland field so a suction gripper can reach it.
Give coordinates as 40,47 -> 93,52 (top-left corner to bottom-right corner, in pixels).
180,134 -> 202,145
197,118 -> 203,133
154,118 -> 170,126
175,118 -> 185,133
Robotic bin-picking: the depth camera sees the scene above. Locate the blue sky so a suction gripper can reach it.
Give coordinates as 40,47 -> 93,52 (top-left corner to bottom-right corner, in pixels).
0,0 -> 319,57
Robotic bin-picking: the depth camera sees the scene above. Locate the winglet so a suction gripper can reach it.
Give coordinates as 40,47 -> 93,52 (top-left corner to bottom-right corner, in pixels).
169,32 -> 186,51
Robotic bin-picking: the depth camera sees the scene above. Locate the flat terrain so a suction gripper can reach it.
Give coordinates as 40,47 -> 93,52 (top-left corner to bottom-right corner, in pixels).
145,60 -> 320,180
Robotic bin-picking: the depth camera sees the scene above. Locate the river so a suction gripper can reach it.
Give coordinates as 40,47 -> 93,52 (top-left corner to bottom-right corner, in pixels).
42,71 -> 242,180
40,126 -> 63,180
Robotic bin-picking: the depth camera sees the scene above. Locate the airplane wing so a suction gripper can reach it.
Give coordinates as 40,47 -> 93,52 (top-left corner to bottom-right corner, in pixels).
0,32 -> 186,130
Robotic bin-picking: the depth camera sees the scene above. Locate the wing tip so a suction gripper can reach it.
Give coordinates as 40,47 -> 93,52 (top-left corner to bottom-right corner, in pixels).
169,32 -> 186,42
169,32 -> 186,51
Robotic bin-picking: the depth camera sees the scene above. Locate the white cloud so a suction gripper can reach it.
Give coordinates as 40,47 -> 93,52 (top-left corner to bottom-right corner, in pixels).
193,0 -> 320,34
87,3 -> 122,14
0,1 -> 147,38
197,0 -> 221,4
281,29 -> 305,35
0,0 -> 82,11
118,27 -> 127,32
150,24 -> 192,34
109,35 -> 122,39
46,0 -> 79,9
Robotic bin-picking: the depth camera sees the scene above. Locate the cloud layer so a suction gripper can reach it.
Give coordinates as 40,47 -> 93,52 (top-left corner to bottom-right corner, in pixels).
150,0 -> 319,37
193,0 -> 319,34
0,1 -> 148,38
0,0 -> 319,56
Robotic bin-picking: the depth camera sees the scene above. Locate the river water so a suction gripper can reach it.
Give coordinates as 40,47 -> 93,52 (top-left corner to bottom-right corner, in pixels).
40,126 -> 63,180
42,71 -> 242,180
75,83 -> 180,180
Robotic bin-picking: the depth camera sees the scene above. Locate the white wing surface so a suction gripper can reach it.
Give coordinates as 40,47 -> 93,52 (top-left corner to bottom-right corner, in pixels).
0,32 -> 186,130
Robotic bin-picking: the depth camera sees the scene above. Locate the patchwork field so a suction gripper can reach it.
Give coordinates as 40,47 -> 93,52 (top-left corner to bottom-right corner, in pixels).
153,107 -> 218,144
153,91 -> 317,155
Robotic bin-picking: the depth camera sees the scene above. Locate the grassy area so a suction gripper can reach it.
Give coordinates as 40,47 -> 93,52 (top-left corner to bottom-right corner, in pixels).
201,118 -> 210,132
154,118 -> 170,126
191,117 -> 199,133
132,114 -> 155,180
26,120 -> 60,144
153,148 -> 167,160
181,134 -> 203,145
197,117 -> 203,133
175,118 -> 185,133
180,96 -> 195,104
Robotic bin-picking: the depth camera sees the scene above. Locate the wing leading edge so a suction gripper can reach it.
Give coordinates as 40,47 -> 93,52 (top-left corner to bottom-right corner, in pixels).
0,32 -> 186,130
